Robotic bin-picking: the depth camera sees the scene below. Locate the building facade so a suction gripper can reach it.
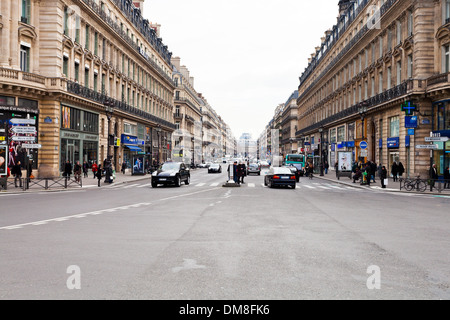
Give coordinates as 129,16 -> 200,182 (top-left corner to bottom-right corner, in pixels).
280,91 -> 299,157
295,0 -> 450,178
0,0 -> 176,177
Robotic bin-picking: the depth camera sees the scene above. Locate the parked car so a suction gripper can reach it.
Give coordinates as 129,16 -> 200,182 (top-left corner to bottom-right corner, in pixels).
197,163 -> 208,168
247,163 -> 261,175
264,167 -> 296,189
208,163 -> 222,173
259,160 -> 270,168
152,162 -> 190,187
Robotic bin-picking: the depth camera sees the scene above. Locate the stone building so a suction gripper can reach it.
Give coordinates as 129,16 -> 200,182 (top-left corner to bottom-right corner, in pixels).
0,0 -> 176,177
295,0 -> 450,178
281,91 -> 299,156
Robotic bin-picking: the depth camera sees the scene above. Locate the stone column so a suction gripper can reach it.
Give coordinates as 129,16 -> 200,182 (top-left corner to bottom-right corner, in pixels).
38,99 -> 61,178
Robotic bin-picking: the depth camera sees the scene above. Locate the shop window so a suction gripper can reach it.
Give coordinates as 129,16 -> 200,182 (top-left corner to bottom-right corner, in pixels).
337,126 -> 345,142
0,96 -> 15,106
20,45 -> 30,72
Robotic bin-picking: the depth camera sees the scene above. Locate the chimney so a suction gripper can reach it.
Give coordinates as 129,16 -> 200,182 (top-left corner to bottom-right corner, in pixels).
171,56 -> 181,71
190,77 -> 194,87
133,0 -> 145,13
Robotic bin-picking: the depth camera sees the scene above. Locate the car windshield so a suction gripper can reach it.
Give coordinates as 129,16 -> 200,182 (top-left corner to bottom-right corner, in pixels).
210,164 -> 220,168
273,167 -> 293,175
160,162 -> 180,171
249,164 -> 259,168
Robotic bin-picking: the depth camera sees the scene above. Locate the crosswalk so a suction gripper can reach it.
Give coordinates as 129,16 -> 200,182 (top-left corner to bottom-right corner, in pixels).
100,181 -> 365,192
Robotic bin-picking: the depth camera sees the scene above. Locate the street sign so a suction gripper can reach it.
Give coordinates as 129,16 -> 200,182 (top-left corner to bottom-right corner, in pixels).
11,126 -> 36,134
359,141 -> 368,149
416,144 -> 438,149
11,136 -> 36,142
22,144 -> 42,149
10,118 -> 36,125
425,137 -> 449,142
360,150 -> 368,157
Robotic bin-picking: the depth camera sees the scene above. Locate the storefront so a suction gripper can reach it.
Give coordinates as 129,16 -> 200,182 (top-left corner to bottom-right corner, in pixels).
60,105 -> 99,172
432,100 -> 450,176
121,134 -> 146,175
0,96 -> 39,171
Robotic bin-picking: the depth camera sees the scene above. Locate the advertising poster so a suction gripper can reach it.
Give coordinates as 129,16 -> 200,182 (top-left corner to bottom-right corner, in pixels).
338,151 -> 352,172
132,156 -> 145,175
0,145 -> 6,176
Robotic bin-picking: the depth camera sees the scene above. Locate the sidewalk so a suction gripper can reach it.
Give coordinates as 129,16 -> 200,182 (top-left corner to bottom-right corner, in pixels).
314,170 -> 450,196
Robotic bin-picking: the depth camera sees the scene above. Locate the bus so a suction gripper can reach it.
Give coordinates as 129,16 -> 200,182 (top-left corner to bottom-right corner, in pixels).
285,154 -> 306,174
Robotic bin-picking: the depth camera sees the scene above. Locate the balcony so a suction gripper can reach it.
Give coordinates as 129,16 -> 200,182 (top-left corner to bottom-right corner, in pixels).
427,73 -> 450,87
174,112 -> 183,120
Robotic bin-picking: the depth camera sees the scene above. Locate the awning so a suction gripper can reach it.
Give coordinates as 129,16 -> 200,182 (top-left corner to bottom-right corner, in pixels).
125,145 -> 143,152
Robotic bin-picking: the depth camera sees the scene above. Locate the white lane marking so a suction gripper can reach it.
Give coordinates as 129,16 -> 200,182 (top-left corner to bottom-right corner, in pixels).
317,186 -> 332,190
122,184 -> 140,189
0,203 -> 152,231
195,183 -> 206,187
210,183 -> 219,187
248,183 -> 255,188
137,183 -> 153,188
303,185 -> 316,189
158,188 -> 220,202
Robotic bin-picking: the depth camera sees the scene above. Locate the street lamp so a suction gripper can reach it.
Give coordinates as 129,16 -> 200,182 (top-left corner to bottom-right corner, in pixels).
104,97 -> 114,161
319,127 -> 324,176
358,101 -> 368,162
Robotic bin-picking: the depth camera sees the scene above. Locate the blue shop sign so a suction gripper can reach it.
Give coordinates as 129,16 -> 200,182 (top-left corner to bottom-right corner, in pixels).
331,143 -> 335,151
407,128 -> 415,135
337,142 -> 344,149
405,135 -> 410,147
405,116 -> 418,128
347,141 -> 355,148
311,137 -> 314,145
379,139 -> 383,148
121,134 -> 145,146
387,137 -> 400,148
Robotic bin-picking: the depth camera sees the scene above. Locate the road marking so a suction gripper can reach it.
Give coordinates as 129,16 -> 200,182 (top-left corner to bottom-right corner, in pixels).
0,203 -> 152,231
303,185 -> 316,189
317,186 -> 332,190
195,183 -> 206,187
158,188 -> 220,202
122,184 -> 140,189
137,183 -> 153,188
210,183 -> 219,187
248,183 -> 255,188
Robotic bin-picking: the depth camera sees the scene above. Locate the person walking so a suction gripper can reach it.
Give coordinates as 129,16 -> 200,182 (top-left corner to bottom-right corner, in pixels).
370,161 -> 377,183
83,161 -> 89,178
239,161 -> 247,184
232,161 -> 239,184
324,160 -> 329,174
96,164 -> 102,187
364,162 -> 371,186
391,161 -> 399,182
377,163 -> 383,180
74,161 -> 82,182
380,166 -> 388,189
444,166 -> 450,189
12,161 -> 22,188
121,161 -> 127,174
91,161 -> 98,179
429,163 -> 439,192
398,162 -> 405,179
64,160 -> 72,179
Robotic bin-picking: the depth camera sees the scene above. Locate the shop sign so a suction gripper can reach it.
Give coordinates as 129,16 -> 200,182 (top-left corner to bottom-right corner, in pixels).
407,129 -> 415,135
387,137 -> 400,149
379,139 -> 383,149
347,141 -> 355,148
405,136 -> 410,148
405,116 -> 418,128
121,134 -> 145,145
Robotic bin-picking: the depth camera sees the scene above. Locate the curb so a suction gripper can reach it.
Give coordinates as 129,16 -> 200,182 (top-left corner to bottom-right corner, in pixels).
314,176 -> 450,196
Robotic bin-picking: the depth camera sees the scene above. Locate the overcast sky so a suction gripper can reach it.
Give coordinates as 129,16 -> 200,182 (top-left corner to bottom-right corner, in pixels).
143,0 -> 339,140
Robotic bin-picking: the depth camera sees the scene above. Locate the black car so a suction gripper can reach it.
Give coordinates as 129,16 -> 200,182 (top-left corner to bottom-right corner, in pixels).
283,165 -> 300,182
151,162 -> 190,187
208,163 -> 222,173
264,167 -> 296,189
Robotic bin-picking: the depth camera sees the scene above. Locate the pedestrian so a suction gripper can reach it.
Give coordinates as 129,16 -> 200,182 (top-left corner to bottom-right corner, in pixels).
398,162 -> 405,179
74,161 -> 82,182
444,166 -> 450,189
121,161 -> 127,174
232,161 -> 239,184
64,160 -> 72,179
83,161 -> 89,178
377,163 -> 383,180
380,166 -> 388,189
369,161 -> 377,183
391,161 -> 399,182
26,159 -> 34,184
429,163 -> 439,192
91,161 -> 98,179
239,161 -> 247,184
12,160 -> 22,188
365,162 -> 371,186
353,167 -> 362,183
96,164 -> 102,187
324,160 -> 329,174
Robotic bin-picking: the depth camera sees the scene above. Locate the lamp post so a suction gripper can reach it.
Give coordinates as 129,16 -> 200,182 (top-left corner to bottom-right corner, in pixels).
319,127 -> 324,176
104,97 -> 114,161
358,102 -> 368,162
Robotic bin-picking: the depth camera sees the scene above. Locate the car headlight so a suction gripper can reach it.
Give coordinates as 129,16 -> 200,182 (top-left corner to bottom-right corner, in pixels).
170,172 -> 177,176
152,172 -> 158,177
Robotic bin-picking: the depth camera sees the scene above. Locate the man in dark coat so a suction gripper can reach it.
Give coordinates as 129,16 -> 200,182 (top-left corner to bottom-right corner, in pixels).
380,166 -> 388,189
444,166 -> 450,189
429,163 -> 439,192
370,161 -> 377,183
391,161 -> 399,182
12,161 -> 22,188
64,160 -> 72,178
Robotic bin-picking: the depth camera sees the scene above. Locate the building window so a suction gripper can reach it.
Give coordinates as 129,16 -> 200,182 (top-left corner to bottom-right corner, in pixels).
63,56 -> 69,76
102,38 -> 106,60
389,116 -> 400,137
408,11 -> 413,36
337,126 -> 345,142
396,21 -> 402,45
74,61 -> 79,82
64,7 -> 69,36
387,67 -> 392,89
379,72 -> 383,94
379,36 -> 383,59
407,55 -> 413,78
94,32 -> 98,56
84,68 -> 89,87
85,25 -> 90,50
20,45 -> 30,72
396,61 -> 402,86
94,73 -> 98,92
445,0 -> 450,23
175,91 -> 180,100
388,29 -> 392,51
21,0 -> 31,24
443,45 -> 450,73
371,76 -> 375,97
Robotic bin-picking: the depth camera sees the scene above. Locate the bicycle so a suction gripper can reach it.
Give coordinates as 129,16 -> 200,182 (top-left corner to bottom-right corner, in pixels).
403,176 -> 427,192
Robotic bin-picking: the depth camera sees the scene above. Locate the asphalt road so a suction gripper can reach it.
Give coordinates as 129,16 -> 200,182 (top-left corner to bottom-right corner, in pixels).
0,167 -> 449,300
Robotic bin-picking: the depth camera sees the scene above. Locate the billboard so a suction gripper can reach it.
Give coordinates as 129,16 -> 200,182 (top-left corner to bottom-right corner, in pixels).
337,151 -> 352,172
0,145 -> 6,176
